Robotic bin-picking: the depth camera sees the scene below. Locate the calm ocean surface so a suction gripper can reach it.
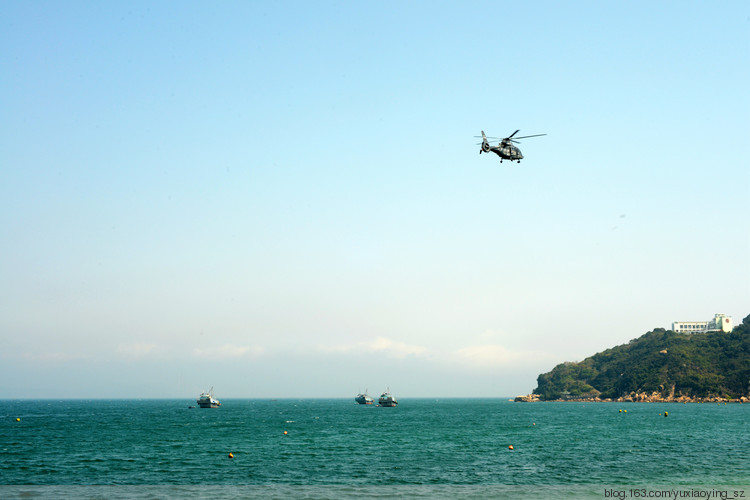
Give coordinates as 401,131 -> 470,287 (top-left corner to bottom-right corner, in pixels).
1,399 -> 748,499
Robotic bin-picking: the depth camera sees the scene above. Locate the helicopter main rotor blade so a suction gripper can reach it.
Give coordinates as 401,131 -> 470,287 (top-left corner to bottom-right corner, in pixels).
507,130 -> 520,139
512,134 -> 547,140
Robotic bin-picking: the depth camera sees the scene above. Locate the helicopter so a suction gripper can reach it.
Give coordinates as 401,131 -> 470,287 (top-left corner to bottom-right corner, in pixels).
475,130 -> 546,163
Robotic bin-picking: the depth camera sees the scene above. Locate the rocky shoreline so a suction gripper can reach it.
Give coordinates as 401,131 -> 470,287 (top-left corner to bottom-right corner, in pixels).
514,392 -> 749,403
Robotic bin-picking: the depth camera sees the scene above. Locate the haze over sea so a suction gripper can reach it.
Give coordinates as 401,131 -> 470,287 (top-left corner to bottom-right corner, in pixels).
3,399 -> 748,499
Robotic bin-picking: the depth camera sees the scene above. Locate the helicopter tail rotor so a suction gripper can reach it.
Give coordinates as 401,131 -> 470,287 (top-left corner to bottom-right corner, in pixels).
479,131 -> 491,153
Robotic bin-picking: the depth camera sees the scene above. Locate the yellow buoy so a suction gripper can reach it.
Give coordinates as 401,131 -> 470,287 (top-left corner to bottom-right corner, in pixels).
508,445 -> 514,450
619,409 -> 622,413
664,411 -> 668,417
16,418 -> 20,422
228,452 -> 234,459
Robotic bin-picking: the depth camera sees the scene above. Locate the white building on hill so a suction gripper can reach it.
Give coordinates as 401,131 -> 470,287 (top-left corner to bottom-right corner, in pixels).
672,313 -> 733,334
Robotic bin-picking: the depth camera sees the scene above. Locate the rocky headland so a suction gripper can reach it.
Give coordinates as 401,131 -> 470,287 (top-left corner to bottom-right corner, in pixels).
514,392 -> 749,403
519,314 -> 750,403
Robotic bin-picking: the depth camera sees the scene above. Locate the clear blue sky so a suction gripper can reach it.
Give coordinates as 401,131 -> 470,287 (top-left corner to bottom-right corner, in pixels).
2,1 -> 748,398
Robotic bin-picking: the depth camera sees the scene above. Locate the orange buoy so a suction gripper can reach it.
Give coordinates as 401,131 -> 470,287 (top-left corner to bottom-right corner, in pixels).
283,431 -> 288,435
228,452 -> 234,459
508,445 -> 514,450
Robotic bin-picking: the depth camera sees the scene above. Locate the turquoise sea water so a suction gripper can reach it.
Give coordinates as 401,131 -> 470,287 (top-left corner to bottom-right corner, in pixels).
2,399 -> 748,498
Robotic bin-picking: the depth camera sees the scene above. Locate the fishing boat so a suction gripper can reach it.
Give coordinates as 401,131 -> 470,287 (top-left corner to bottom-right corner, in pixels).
378,389 -> 397,407
355,390 -> 374,405
197,388 -> 220,408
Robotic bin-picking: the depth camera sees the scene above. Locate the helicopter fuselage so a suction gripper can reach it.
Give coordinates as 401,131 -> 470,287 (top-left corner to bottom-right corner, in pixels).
489,141 -> 523,162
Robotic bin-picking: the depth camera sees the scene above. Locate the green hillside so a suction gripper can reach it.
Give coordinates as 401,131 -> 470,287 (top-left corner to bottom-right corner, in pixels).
533,314 -> 750,401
